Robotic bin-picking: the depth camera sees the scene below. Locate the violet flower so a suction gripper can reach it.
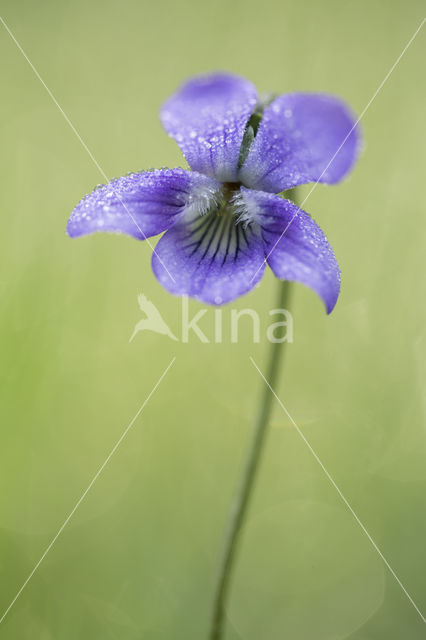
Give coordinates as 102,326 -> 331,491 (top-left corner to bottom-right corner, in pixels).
67,73 -> 360,312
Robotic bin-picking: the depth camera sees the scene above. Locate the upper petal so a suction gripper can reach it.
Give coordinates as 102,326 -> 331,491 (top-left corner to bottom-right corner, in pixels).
151,206 -> 265,305
66,168 -> 221,240
160,72 -> 258,182
240,188 -> 341,313
239,93 -> 361,193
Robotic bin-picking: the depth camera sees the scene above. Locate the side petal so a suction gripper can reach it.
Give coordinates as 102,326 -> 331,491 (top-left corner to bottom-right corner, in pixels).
151,210 -> 265,305
240,188 -> 341,313
240,93 -> 361,193
66,169 -> 221,240
160,72 -> 258,182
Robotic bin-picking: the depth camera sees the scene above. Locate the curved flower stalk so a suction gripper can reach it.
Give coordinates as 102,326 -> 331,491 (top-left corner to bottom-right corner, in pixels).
67,72 -> 361,312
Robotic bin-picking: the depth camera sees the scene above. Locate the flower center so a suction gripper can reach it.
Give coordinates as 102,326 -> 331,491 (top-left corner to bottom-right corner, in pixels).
186,181 -> 252,229
181,184 -> 256,269
219,181 -> 242,215
222,182 -> 241,199
207,182 -> 249,231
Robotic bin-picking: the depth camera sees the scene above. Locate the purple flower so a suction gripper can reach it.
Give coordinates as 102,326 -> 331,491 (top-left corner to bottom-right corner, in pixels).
67,73 -> 361,312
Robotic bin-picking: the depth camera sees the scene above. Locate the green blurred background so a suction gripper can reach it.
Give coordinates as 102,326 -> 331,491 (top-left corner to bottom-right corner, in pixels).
1,0 -> 425,638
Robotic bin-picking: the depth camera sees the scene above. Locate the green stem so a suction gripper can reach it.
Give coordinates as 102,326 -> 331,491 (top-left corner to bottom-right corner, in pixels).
209,278 -> 292,640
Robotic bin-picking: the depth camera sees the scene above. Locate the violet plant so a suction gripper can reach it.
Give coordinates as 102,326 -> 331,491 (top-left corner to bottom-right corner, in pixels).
67,72 -> 361,639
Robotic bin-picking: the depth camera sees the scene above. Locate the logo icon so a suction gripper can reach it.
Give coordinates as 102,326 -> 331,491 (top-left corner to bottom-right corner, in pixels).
129,294 -> 178,342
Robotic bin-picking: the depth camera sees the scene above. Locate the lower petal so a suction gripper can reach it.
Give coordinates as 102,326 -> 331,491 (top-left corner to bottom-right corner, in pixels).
240,188 -> 341,313
151,210 -> 265,305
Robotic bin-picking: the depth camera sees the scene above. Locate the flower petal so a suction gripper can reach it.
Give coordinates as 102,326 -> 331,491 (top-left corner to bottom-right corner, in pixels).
66,169 -> 221,240
240,93 -> 361,193
160,72 -> 258,182
151,208 -> 265,305
240,188 -> 341,313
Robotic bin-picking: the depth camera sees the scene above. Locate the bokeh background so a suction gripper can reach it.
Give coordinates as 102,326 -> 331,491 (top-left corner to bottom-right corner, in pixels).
1,1 -> 425,638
